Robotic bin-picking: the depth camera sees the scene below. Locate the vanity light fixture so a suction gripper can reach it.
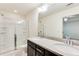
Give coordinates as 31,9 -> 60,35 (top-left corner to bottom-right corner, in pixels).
38,4 -> 49,13
64,17 -> 68,22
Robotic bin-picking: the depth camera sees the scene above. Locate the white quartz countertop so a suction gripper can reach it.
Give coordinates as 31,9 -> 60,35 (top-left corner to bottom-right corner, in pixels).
28,37 -> 79,56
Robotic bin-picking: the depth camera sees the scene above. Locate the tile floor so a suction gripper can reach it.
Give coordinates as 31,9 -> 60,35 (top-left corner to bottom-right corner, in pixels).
0,47 -> 27,56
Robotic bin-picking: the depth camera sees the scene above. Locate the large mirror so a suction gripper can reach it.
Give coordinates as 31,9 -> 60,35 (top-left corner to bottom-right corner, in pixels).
38,14 -> 79,40
38,3 -> 79,40
63,14 -> 79,40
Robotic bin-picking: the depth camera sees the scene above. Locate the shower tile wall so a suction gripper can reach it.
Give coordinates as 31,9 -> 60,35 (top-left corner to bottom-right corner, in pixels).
0,22 -> 15,54
0,13 -> 27,54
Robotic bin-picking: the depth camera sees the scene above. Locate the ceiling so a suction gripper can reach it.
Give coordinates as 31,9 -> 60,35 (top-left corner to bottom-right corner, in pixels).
0,3 -> 41,16
0,3 -> 79,18
39,3 -> 79,18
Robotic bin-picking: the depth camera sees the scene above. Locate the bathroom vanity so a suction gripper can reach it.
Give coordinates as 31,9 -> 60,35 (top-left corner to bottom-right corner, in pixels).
27,40 -> 62,56
27,37 -> 79,56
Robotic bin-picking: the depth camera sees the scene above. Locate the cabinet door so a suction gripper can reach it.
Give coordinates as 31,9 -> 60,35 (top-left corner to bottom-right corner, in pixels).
35,51 -> 44,56
45,50 -> 58,56
35,45 -> 45,56
27,45 -> 35,56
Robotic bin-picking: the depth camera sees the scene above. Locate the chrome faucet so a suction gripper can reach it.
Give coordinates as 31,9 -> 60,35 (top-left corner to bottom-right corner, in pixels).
65,35 -> 73,46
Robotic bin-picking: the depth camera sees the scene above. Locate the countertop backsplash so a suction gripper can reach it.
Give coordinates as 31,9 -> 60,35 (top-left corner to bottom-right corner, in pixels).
38,36 -> 79,46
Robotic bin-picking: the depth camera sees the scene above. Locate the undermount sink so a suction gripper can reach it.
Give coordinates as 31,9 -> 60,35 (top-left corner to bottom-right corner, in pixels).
53,43 -> 79,56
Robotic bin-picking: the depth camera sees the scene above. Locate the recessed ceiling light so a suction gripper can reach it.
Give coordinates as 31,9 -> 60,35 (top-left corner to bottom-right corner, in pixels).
38,4 -> 49,13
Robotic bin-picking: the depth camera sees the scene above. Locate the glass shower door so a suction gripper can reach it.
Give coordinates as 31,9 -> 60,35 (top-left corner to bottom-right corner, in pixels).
15,20 -> 27,49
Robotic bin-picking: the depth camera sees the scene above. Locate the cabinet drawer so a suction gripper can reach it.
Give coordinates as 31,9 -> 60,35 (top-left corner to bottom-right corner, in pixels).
36,51 -> 44,56
27,40 -> 35,49
36,45 -> 45,55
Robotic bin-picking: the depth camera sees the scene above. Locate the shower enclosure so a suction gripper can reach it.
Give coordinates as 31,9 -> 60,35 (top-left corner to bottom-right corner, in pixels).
0,13 -> 27,54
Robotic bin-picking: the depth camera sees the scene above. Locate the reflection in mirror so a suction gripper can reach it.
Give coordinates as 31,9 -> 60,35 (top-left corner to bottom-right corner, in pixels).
63,14 -> 79,40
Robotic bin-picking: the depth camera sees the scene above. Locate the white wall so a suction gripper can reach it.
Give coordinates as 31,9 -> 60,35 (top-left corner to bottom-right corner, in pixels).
26,9 -> 39,37
39,6 -> 79,39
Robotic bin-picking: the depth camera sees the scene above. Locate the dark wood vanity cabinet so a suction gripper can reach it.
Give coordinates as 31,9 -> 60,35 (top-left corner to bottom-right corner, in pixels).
35,45 -> 45,56
27,40 -> 36,56
27,45 -> 35,56
27,40 -> 62,56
